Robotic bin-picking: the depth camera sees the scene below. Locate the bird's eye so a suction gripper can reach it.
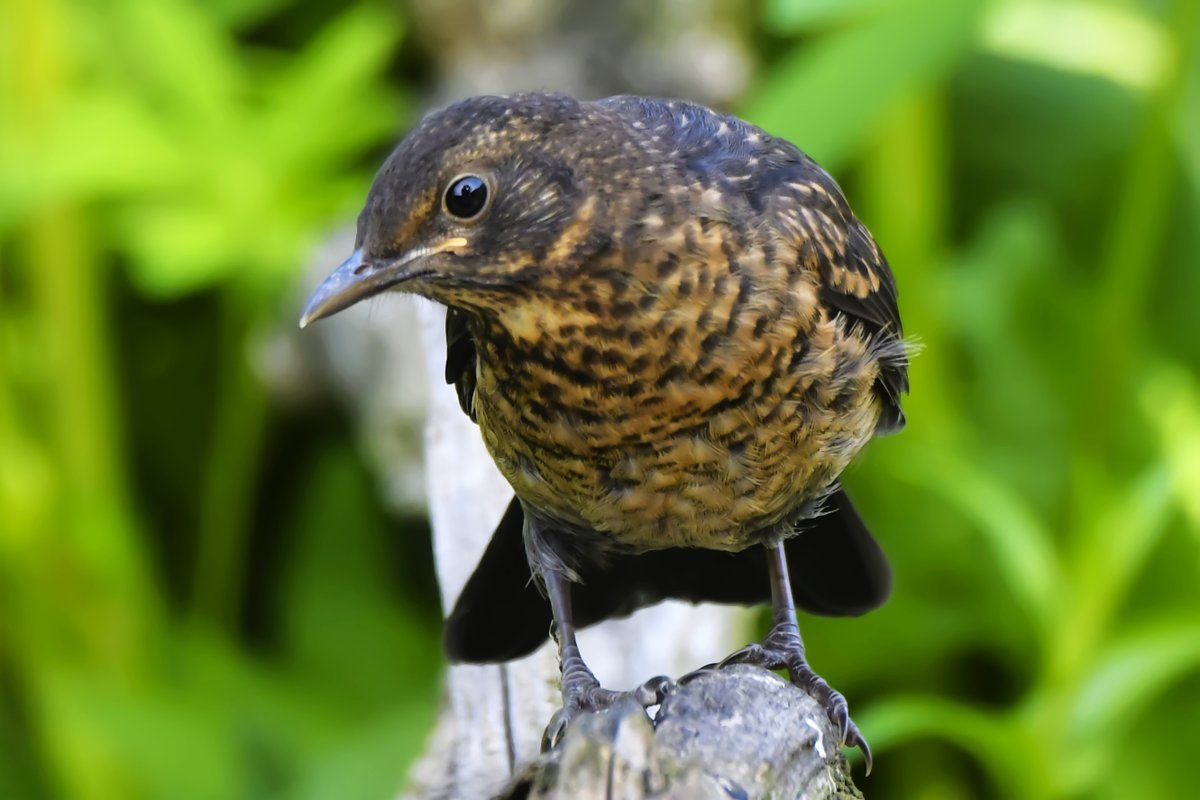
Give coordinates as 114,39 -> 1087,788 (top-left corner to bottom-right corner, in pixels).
444,175 -> 490,219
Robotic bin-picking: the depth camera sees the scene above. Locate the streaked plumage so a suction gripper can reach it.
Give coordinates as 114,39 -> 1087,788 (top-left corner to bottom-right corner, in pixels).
301,92 -> 909,767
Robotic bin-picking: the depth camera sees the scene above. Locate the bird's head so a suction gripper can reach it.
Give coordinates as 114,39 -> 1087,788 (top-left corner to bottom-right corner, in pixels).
300,93 -> 641,327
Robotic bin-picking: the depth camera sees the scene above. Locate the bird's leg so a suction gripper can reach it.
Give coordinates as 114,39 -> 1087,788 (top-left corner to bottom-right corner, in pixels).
688,541 -> 872,770
540,568 -> 673,751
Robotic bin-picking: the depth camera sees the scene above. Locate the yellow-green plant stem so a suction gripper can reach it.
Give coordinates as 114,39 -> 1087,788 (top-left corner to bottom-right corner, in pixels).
190,292 -> 270,627
4,1 -> 160,795
1084,0 -> 1198,454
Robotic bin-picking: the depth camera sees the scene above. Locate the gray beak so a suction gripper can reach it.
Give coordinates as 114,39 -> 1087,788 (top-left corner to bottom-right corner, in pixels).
300,237 -> 469,328
299,248 -> 376,328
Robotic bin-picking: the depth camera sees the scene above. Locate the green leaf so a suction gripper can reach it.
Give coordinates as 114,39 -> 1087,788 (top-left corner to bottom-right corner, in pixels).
1069,617 -> 1200,740
743,0 -> 985,170
858,694 -> 1032,795
261,3 -> 405,169
892,445 -> 1063,645
1060,617 -> 1200,793
119,201 -> 241,296
762,0 -> 899,34
206,0 -> 294,30
280,445 -> 441,708
1046,464 -> 1174,694
979,0 -> 1170,92
1180,54 -> 1200,206
290,705 -> 439,800
106,0 -> 242,128
1141,363 -> 1200,535
39,668 -> 237,800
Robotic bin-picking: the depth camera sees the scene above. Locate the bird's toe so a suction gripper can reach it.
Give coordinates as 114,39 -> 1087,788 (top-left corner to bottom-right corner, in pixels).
540,706 -> 575,752
632,674 -> 676,706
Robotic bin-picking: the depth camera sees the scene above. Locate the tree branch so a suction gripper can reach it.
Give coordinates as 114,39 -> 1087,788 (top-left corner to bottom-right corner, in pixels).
500,666 -> 862,800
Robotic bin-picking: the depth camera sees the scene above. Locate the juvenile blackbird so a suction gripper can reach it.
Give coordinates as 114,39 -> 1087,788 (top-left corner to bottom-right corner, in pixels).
301,93 -> 908,765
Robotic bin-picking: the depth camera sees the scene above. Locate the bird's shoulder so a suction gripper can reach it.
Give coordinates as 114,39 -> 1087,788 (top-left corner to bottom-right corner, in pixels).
597,96 -> 908,432
760,165 -> 909,433
752,162 -> 908,433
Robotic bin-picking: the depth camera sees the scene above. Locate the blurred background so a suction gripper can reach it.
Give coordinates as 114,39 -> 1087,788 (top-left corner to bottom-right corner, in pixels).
2,0 -> 1198,797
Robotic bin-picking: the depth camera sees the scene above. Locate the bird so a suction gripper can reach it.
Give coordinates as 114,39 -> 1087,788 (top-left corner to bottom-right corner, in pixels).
300,92 -> 909,768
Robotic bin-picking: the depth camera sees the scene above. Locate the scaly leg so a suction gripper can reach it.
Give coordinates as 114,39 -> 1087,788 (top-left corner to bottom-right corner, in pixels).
687,541 -> 872,770
540,568 -> 673,751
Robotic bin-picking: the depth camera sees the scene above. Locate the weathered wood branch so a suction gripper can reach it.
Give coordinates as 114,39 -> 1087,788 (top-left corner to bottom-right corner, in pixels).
499,666 -> 862,800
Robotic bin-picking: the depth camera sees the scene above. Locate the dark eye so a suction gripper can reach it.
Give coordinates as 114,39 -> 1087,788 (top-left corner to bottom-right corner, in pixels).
444,175 -> 489,219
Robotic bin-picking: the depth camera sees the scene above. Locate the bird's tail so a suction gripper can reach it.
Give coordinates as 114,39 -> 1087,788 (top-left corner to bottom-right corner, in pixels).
443,490 -> 891,664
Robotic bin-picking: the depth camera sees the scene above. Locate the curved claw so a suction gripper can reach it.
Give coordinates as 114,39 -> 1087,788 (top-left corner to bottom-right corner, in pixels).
541,706 -> 574,752
633,674 -> 676,706
846,721 -> 873,774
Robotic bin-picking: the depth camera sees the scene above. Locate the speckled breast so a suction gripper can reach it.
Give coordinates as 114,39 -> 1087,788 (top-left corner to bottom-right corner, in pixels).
469,223 -> 884,553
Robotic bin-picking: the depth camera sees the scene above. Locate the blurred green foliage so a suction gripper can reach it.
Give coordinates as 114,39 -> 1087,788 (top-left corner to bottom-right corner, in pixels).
1,0 -> 1198,797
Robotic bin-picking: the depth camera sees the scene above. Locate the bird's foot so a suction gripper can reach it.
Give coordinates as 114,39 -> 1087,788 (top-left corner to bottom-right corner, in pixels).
682,620 -> 871,771
542,644 -> 674,751
541,676 -> 675,751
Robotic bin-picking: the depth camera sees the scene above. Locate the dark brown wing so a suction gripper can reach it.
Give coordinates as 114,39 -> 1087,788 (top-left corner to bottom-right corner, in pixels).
444,307 -> 477,421
817,213 -> 908,434
781,163 -> 909,435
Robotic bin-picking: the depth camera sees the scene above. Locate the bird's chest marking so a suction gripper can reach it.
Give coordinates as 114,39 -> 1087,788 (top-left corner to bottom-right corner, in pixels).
470,271 -> 879,549
495,298 -> 557,346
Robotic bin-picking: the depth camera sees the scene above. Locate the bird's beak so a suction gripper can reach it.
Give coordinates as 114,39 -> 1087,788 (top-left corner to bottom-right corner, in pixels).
299,238 -> 468,328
